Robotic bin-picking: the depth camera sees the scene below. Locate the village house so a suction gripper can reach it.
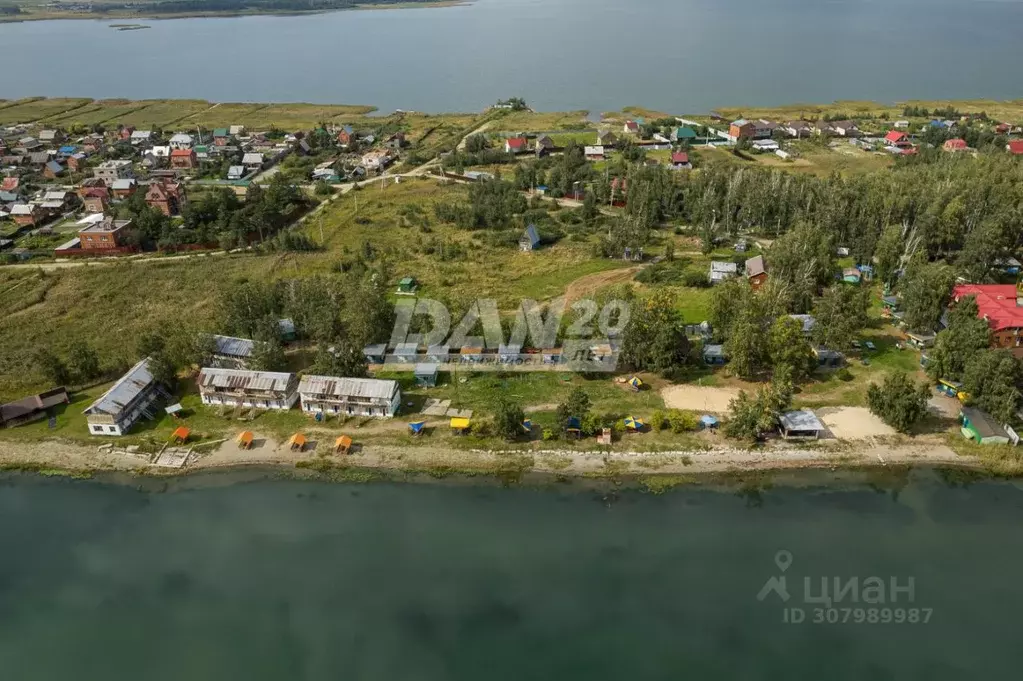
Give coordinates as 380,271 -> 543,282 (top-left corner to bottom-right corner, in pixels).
670,151 -> 691,169
729,119 -> 774,141
197,367 -> 299,410
782,121 -> 813,138
10,203 -> 43,227
111,178 -> 138,200
38,129 -> 65,145
597,130 -> 618,147
951,284 -> 1023,357
82,190 -> 109,213
67,152 -> 88,172
671,126 -> 698,143
241,152 -> 264,170
336,125 -> 355,147
296,375 -> 401,418
893,120 -> 910,129
93,159 -> 134,184
535,135 -> 556,152
129,130 -> 152,145
212,128 -> 231,144
79,216 -> 133,251
18,137 -> 42,152
0,387 -> 69,428
384,133 -> 406,150
170,148 -> 197,169
943,138 -> 969,152
624,120 -> 640,134
146,179 -> 187,216
211,335 -> 255,369
504,137 -> 528,154
27,151 -> 50,167
228,165 -> 246,180
84,358 -> 163,436
519,224 -> 541,252
168,133 -> 194,150
81,134 -> 105,154
360,149 -> 393,172
584,145 -> 605,160
43,160 -> 64,179
884,130 -> 912,148
746,255 -> 768,289
709,260 -> 738,284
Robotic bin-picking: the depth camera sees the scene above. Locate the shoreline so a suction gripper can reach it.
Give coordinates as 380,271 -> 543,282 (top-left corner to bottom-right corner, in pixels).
0,0 -> 468,24
0,435 -> 986,486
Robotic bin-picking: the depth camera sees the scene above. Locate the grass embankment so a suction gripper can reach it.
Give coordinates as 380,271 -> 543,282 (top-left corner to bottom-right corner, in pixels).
712,99 -> 1023,124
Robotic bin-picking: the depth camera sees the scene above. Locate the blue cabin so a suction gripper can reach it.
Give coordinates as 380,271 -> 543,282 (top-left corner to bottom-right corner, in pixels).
519,224 -> 541,252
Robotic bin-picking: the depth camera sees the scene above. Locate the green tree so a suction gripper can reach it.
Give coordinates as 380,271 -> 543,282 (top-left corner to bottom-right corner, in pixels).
556,387 -> 591,430
925,297 -> 990,381
768,316 -> 815,382
962,350 -> 1023,424
900,259 -> 955,333
874,224 -> 904,287
310,338 -> 368,378
619,288 -> 691,375
767,222 -> 834,312
67,340 -> 101,383
866,372 -> 931,433
493,395 -> 526,441
33,348 -> 70,386
811,285 -> 869,352
725,314 -> 768,380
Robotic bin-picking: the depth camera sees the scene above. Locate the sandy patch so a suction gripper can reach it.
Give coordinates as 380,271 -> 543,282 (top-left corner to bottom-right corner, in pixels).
563,266 -> 643,304
816,407 -> 896,439
660,385 -> 740,413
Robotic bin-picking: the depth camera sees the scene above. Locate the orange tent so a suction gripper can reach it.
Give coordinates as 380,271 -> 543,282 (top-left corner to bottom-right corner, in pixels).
171,426 -> 190,443
335,435 -> 353,454
289,433 -> 307,451
236,431 -> 254,449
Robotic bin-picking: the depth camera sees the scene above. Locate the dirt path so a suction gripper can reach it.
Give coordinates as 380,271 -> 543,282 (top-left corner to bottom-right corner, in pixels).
563,265 -> 644,304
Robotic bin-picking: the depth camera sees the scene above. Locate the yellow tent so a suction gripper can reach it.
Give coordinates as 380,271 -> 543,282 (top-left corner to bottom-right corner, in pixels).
289,433 -> 307,451
335,435 -> 353,454
236,431 -> 254,449
450,417 -> 471,432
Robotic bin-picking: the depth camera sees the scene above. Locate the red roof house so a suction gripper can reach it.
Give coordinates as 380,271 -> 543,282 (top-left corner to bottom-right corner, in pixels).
943,138 -> 968,152
0,177 -> 18,192
504,137 -> 528,154
1007,140 -> 1023,155
885,130 -> 910,147
952,284 -> 1023,355
169,148 -> 197,169
671,151 -> 690,167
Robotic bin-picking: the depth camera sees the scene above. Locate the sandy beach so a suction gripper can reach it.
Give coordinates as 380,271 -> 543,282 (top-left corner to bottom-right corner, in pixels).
0,431 -> 975,480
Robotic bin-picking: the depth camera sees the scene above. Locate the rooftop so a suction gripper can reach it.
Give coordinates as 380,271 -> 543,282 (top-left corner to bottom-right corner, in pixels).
81,218 -> 131,234
198,367 -> 294,392
213,335 -> 255,358
779,409 -> 825,432
952,284 -> 1023,331
297,375 -> 399,400
84,358 -> 156,417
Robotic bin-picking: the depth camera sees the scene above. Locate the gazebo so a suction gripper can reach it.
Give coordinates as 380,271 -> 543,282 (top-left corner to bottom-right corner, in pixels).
289,433 -> 307,452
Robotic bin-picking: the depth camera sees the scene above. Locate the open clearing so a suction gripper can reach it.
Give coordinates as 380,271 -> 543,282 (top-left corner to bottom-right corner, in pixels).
661,385 -> 740,413
816,406 -> 896,439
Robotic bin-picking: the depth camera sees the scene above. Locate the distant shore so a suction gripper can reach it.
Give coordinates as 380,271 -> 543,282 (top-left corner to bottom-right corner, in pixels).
0,0 -> 467,24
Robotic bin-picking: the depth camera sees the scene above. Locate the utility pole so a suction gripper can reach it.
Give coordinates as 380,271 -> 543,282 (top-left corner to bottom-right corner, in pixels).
319,213 -> 324,244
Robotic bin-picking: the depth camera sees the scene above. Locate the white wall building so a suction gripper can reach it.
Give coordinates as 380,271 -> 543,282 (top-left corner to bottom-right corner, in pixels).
197,368 -> 298,410
84,358 -> 162,436
297,376 -> 401,418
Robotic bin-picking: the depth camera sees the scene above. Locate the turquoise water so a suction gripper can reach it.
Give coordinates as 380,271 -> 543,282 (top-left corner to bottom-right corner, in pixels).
1,469 -> 1022,678
1,0 -> 1022,113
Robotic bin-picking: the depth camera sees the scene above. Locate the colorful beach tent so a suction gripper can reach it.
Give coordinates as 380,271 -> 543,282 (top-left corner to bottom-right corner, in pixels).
624,416 -> 645,431
289,433 -> 307,451
521,419 -> 532,433
628,376 -> 643,391
335,435 -> 353,454
408,421 -> 426,435
236,431 -> 254,448
171,426 -> 190,443
565,416 -> 581,432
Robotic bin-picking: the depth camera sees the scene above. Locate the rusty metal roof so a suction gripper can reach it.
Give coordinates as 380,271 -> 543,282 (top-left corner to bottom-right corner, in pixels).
297,375 -> 398,400
198,367 -> 294,392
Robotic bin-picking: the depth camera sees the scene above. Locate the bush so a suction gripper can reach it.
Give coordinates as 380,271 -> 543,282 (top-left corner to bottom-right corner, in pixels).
650,409 -> 666,432
666,409 -> 699,433
866,371 -> 931,433
836,367 -> 853,382
470,419 -> 493,437
542,428 -> 557,441
681,268 -> 710,288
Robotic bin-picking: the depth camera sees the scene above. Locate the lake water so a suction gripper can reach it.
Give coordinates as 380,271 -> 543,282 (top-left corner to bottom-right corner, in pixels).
1,469 -> 1022,679
1,0 -> 1023,114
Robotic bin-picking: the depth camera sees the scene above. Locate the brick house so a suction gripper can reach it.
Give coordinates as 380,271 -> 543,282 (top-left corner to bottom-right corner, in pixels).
10,203 -> 42,227
729,119 -> 756,140
169,148 -> 197,169
79,217 -> 134,251
67,152 -> 88,172
146,179 -> 187,216
337,125 -> 355,147
82,191 -> 109,213
111,178 -> 138,200
43,160 -> 65,179
93,159 -> 134,184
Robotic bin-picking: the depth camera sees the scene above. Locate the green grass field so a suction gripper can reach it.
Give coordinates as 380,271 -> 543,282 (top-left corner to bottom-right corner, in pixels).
0,98 -> 93,125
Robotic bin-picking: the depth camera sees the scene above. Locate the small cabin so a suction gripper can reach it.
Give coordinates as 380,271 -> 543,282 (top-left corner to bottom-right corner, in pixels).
519,224 -> 541,252
779,410 -> 826,440
396,276 -> 419,295
414,363 -> 439,388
